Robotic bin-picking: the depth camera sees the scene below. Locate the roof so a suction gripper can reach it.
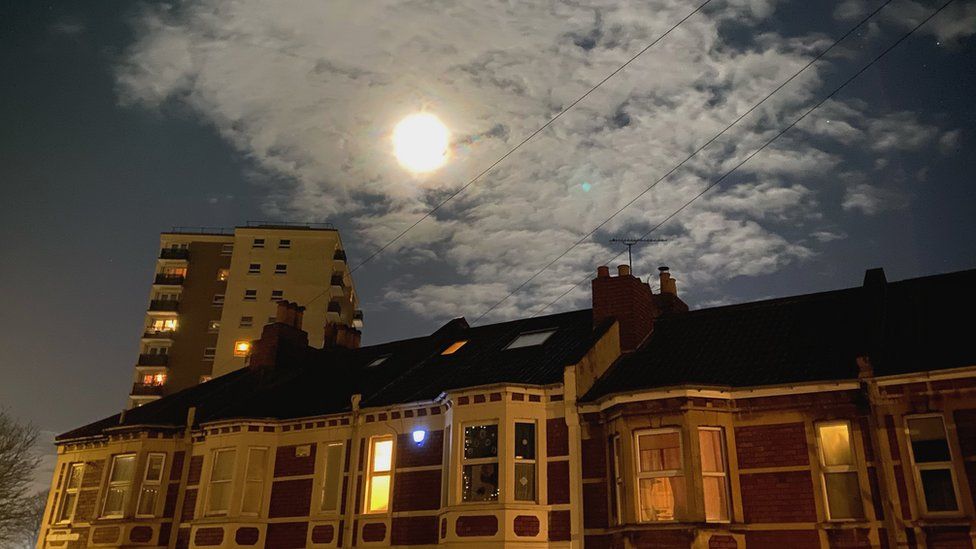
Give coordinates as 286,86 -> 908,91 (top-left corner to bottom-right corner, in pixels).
58,309 -> 609,441
583,268 -> 976,401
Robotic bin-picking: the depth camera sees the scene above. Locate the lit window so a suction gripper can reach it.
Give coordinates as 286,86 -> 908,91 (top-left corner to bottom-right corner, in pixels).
698,428 -> 730,522
102,454 -> 136,517
505,329 -> 556,349
274,263 -> 287,274
907,415 -> 960,513
248,263 -> 261,274
367,356 -> 390,368
56,463 -> 85,523
241,448 -> 267,515
200,375 -> 212,384
217,268 -> 230,281
442,340 -> 468,355
203,348 -> 216,360
148,318 -> 178,333
234,341 -> 251,357
239,316 -> 253,328
206,449 -> 236,516
212,294 -> 225,306
270,290 -> 284,300
815,422 -> 864,520
142,373 -> 166,386
321,442 -> 345,512
136,453 -> 166,517
365,436 -> 394,513
279,239 -> 291,249
252,238 -> 265,248
635,429 -> 685,521
462,424 -> 498,502
514,422 -> 536,501
610,435 -> 623,524
244,289 -> 257,301
208,320 -> 220,333
161,266 -> 187,277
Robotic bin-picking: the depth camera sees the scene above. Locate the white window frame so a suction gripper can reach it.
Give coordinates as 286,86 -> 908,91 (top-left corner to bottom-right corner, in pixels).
270,290 -> 284,301
102,454 -> 137,518
364,435 -> 394,514
203,347 -> 216,360
905,413 -> 963,516
504,329 -> 557,349
274,263 -> 287,274
243,289 -> 257,301
241,447 -> 268,516
698,427 -> 731,523
205,448 -> 236,517
278,239 -> 291,249
611,434 -> 623,525
633,427 -> 683,522
814,420 -> 864,521
513,420 -> 537,502
252,238 -> 265,248
320,442 -> 345,513
135,453 -> 166,517
460,421 -> 500,503
239,316 -> 254,328
248,263 -> 261,274
56,463 -> 85,523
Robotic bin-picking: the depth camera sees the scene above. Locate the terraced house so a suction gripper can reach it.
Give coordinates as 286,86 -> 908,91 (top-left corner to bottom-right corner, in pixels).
39,265 -> 976,549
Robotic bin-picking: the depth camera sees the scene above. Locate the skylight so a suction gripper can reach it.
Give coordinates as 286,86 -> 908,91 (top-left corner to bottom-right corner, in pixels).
441,340 -> 468,355
367,356 -> 390,368
505,329 -> 556,350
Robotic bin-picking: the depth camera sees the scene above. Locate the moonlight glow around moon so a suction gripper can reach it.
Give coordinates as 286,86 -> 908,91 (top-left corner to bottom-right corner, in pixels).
393,113 -> 450,173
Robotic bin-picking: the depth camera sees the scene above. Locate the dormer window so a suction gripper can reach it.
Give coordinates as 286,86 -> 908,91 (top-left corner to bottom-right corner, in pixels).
367,355 -> 390,368
505,329 -> 556,349
442,340 -> 468,355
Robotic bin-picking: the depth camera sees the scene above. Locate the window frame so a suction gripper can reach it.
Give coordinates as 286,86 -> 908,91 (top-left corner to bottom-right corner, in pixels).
905,413 -> 963,516
513,420 -> 537,502
203,347 -> 216,360
252,238 -> 265,248
270,290 -> 284,301
241,447 -> 268,516
814,420 -> 865,521
697,426 -> 731,523
205,448 -> 237,517
610,434 -> 623,525
442,340 -> 468,355
319,442 -> 346,514
460,421 -> 500,504
274,263 -> 288,274
243,289 -> 257,301
239,316 -> 254,328
212,294 -> 225,306
364,435 -> 394,514
278,239 -> 291,249
101,454 -> 137,518
135,453 -> 166,518
504,329 -> 557,350
633,427 -> 684,522
247,263 -> 261,274
56,463 -> 85,523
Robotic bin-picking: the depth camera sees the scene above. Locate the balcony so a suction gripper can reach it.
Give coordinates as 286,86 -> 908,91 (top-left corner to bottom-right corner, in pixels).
329,274 -> 345,297
159,248 -> 190,260
153,274 -> 185,285
143,330 -> 175,339
149,299 -> 180,312
353,309 -> 364,328
326,300 -> 342,320
130,383 -> 165,397
137,354 -> 169,366
333,249 -> 347,262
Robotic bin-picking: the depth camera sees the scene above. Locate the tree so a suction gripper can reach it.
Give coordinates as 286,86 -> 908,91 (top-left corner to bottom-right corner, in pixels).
0,410 -> 42,546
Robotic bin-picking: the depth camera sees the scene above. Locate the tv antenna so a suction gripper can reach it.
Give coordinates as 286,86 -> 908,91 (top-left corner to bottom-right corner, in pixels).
609,237 -> 668,267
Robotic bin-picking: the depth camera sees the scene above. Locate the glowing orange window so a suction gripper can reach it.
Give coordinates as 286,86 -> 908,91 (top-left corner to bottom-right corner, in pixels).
442,340 -> 468,355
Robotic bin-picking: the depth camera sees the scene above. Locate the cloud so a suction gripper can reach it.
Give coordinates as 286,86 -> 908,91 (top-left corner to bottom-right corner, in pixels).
116,1 -> 955,322
834,0 -> 976,44
842,183 -> 909,215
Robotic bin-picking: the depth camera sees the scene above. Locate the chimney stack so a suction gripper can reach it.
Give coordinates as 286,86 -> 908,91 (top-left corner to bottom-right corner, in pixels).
592,264 -> 688,352
248,301 -> 309,370
324,322 -> 362,350
658,266 -> 677,295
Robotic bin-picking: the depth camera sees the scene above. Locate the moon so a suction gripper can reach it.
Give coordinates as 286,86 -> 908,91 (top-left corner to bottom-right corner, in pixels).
393,113 -> 450,173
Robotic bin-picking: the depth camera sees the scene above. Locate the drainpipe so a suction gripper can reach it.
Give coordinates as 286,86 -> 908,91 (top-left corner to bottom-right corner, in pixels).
341,395 -> 363,549
564,366 -> 585,549
168,406 -> 196,549
859,358 -> 903,549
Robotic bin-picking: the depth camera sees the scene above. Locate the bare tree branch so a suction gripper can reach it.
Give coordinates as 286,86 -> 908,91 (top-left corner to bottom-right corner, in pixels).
0,409 -> 42,546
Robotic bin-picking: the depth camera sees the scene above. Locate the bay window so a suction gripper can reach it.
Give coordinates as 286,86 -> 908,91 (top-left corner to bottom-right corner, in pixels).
102,454 -> 136,517
906,415 -> 960,513
698,427 -> 730,522
321,442 -> 345,512
365,436 -> 393,513
816,421 -> 864,519
135,453 -> 165,517
462,424 -> 498,502
514,422 -> 536,501
635,429 -> 685,521
206,449 -> 236,516
241,448 -> 268,515
56,463 -> 84,523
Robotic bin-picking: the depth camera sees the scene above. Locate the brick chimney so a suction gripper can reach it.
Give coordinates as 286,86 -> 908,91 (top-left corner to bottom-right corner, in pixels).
248,301 -> 309,369
324,322 -> 362,350
592,264 -> 688,352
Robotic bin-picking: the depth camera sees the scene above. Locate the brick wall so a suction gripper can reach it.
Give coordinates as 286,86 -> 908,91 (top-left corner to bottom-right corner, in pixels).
391,516 -> 438,545
745,530 -> 819,549
583,482 -> 609,528
392,469 -> 441,511
275,444 -> 316,477
269,478 -> 313,518
396,430 -> 443,467
739,470 -> 817,522
581,435 -> 607,479
547,418 -> 569,457
548,460 -> 570,504
735,423 -> 809,468
266,521 -> 308,549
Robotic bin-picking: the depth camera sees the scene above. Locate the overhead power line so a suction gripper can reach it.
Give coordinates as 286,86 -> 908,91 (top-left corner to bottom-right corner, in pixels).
468,0 -> 898,324
528,0 -> 957,320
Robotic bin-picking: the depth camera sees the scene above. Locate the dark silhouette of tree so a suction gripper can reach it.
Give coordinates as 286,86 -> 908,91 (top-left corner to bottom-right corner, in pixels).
0,410 -> 41,546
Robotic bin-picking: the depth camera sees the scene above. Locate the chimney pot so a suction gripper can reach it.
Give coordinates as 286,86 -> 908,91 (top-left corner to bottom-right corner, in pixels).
617,265 -> 631,277
275,301 -> 290,324
597,265 -> 610,278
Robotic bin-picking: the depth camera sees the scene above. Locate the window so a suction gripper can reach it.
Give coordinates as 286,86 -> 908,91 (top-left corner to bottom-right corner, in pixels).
278,239 -> 291,249
234,341 -> 251,357
208,320 -> 220,333
136,453 -> 166,517
148,318 -> 178,333
906,415 -> 960,513
274,263 -> 287,274
102,454 -> 136,517
462,424 -> 498,502
321,442 -> 345,512
814,422 -> 864,520
635,429 -> 685,521
239,316 -> 254,328
610,435 -> 623,524
220,244 -> 233,256
270,289 -> 284,301
142,373 -> 166,386
442,340 -> 468,355
248,263 -> 261,274
365,436 -> 394,513
160,266 -> 187,277
505,329 -> 556,349
207,449 -> 236,516
217,268 -> 230,281
200,375 -> 212,383
252,238 -> 265,248
56,463 -> 84,523
241,448 -> 267,515
213,294 -> 225,306
698,428 -> 730,522
203,347 -> 216,360
244,289 -> 257,301
514,422 -> 536,501
267,316 -> 276,324
367,356 -> 390,368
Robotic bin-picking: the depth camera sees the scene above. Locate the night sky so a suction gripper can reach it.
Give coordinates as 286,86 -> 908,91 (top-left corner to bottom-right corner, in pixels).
2,0 -> 974,488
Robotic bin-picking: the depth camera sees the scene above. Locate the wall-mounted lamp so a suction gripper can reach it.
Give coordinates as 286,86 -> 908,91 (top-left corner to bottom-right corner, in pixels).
412,429 -> 427,445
